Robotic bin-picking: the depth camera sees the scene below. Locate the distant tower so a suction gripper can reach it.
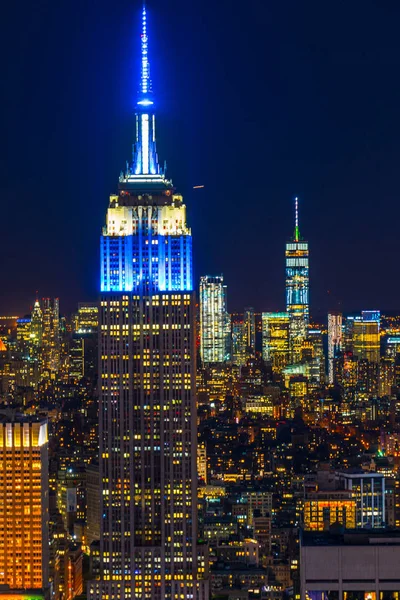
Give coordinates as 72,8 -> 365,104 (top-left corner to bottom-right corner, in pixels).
30,297 -> 43,356
244,307 -> 256,357
328,312 -> 342,384
41,298 -> 60,376
286,197 -> 309,362
199,275 -> 230,364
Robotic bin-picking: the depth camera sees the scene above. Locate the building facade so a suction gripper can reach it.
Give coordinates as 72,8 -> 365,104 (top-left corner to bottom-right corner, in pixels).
0,417 -> 49,591
94,6 -> 207,599
353,311 -> 380,365
286,198 -> 309,362
199,275 -> 230,365
261,312 -> 290,372
328,312 -> 342,384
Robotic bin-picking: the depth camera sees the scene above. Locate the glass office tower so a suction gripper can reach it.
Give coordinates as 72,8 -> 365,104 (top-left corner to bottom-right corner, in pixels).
286,198 -> 309,362
199,275 -> 230,365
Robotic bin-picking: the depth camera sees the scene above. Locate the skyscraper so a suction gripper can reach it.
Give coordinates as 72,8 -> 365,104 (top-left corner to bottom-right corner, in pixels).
261,312 -> 290,372
286,198 -> 309,362
353,310 -> 380,364
199,275 -> 230,365
231,315 -> 247,367
327,312 -> 342,384
244,307 -> 256,356
94,6 -> 207,599
41,298 -> 60,377
0,416 -> 49,592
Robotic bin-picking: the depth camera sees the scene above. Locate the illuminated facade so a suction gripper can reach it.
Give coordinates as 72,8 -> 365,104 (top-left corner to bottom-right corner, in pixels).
285,198 -> 309,362
199,275 -> 230,364
305,329 -> 325,384
353,311 -> 380,365
73,302 -> 98,334
95,6 -> 206,599
328,312 -> 342,384
261,312 -> 290,372
41,298 -> 60,376
244,307 -> 255,356
303,498 -> 356,531
0,418 -> 49,591
338,472 -> 385,528
231,316 -> 247,367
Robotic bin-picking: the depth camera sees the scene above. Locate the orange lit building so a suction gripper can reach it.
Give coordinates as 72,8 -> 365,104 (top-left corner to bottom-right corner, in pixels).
304,493 -> 356,531
0,418 -> 49,591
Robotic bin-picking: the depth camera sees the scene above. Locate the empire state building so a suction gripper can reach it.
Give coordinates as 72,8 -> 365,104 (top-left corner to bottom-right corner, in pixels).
90,5 -> 208,599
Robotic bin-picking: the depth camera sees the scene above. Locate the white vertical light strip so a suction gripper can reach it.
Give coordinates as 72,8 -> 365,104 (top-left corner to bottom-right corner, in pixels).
142,114 -> 149,174
152,115 -> 156,142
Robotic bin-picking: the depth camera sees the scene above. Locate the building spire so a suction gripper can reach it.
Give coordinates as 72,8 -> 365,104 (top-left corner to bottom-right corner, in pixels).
126,2 -> 163,179
138,2 -> 153,106
294,196 -> 300,242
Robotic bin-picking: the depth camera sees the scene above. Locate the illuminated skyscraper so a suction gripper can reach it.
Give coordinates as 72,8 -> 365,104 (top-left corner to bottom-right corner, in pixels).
42,298 -> 60,376
231,315 -> 247,367
0,416 -> 49,592
261,312 -> 290,372
304,329 -> 325,384
328,312 -> 342,384
353,310 -> 380,364
286,198 -> 309,362
30,298 -> 43,353
244,307 -> 256,356
199,275 -> 230,364
93,6 -> 207,599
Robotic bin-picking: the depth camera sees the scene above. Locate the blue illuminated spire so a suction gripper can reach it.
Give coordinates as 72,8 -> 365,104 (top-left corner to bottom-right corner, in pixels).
138,2 -> 153,107
128,2 -> 161,178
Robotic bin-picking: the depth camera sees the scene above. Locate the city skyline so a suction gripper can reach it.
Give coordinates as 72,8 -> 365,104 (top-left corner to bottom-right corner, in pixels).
2,0 -> 400,316
3,4 -> 400,600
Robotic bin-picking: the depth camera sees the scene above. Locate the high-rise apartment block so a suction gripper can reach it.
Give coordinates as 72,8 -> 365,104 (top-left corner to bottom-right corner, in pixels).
0,416 -> 49,592
199,275 -> 230,364
93,6 -> 207,599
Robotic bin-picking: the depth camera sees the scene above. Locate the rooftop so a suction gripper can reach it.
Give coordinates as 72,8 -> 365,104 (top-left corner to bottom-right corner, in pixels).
301,528 -> 400,547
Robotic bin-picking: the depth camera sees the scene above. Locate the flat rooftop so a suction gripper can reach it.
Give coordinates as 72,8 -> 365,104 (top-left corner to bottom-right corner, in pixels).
301,528 -> 400,547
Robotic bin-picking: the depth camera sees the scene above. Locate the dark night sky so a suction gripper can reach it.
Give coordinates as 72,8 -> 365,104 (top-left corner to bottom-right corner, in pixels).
1,0 -> 400,318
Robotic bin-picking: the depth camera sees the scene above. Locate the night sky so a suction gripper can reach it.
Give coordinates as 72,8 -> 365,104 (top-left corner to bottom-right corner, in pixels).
1,0 -> 400,318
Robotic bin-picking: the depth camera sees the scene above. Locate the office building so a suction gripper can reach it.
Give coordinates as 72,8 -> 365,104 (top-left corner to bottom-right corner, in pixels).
244,307 -> 256,356
73,302 -> 98,334
303,494 -> 356,531
304,329 -> 325,384
328,312 -> 342,384
86,463 -> 100,547
337,471 -> 385,528
199,275 -> 230,364
261,312 -> 290,372
353,310 -> 380,364
286,198 -> 309,362
300,530 -> 400,600
95,6 -> 207,599
379,356 -> 394,396
0,417 -> 49,591
41,298 -> 60,376
231,316 -> 247,367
